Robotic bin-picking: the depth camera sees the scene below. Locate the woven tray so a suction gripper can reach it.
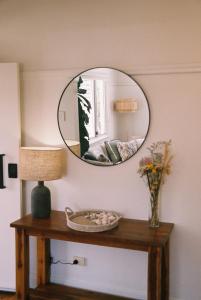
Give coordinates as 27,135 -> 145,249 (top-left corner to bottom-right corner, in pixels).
65,207 -> 121,232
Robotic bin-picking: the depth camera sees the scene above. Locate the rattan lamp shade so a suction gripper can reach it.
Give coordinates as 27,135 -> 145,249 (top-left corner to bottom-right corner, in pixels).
65,140 -> 80,156
114,99 -> 137,112
19,147 -> 64,181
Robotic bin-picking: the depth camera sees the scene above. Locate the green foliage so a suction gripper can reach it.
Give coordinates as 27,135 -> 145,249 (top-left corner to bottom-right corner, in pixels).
77,77 -> 91,156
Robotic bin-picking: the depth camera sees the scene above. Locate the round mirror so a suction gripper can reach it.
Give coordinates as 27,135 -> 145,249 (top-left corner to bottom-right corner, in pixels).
58,67 -> 150,166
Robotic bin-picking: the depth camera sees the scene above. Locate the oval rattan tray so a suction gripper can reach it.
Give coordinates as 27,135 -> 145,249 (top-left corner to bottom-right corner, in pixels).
65,207 -> 121,232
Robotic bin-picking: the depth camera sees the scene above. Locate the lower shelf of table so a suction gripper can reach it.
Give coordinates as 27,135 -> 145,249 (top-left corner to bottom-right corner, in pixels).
29,283 -> 138,300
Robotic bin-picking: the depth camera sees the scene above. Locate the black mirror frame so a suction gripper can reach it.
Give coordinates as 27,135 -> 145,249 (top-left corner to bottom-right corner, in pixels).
57,67 -> 151,167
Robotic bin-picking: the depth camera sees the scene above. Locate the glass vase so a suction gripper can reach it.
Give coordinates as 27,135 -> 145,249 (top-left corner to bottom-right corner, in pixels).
149,190 -> 160,228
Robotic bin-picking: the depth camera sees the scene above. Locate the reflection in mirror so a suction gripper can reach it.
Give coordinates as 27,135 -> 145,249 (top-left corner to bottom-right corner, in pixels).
58,68 -> 150,166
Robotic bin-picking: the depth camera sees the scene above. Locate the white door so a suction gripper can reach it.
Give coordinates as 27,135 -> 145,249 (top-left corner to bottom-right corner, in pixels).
0,63 -> 21,291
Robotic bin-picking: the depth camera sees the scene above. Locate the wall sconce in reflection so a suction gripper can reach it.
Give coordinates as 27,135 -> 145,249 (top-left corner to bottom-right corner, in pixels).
113,99 -> 138,112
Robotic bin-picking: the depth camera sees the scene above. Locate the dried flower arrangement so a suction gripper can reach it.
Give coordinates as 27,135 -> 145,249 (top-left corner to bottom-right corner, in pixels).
138,140 -> 173,227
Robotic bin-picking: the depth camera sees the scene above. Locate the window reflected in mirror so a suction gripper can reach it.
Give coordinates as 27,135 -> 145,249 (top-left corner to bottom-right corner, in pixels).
58,68 -> 150,166
81,78 -> 106,139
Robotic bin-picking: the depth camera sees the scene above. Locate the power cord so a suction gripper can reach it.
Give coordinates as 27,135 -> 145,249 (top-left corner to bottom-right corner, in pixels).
50,257 -> 78,265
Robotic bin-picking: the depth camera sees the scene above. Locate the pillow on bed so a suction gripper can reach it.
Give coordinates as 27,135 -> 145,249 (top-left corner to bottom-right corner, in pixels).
85,143 -> 111,163
104,140 -> 122,163
88,143 -> 110,161
135,138 -> 144,149
83,151 -> 98,161
117,140 -> 138,161
97,154 -> 110,162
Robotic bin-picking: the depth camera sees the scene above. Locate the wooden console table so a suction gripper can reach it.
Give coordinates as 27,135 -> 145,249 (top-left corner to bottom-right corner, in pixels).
10,210 -> 174,300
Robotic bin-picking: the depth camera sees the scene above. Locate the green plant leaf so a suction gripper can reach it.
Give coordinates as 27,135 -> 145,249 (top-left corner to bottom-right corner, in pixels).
78,88 -> 87,94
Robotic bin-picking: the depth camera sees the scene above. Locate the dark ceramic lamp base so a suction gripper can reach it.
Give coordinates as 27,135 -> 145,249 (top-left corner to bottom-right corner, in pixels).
31,181 -> 51,218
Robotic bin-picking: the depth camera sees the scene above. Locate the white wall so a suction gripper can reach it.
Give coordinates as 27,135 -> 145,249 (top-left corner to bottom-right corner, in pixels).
110,72 -> 149,140
1,1 -> 201,299
22,68 -> 201,300
59,80 -> 79,141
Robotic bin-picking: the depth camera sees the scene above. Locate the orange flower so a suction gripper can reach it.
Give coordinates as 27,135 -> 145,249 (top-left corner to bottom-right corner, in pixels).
146,163 -> 153,169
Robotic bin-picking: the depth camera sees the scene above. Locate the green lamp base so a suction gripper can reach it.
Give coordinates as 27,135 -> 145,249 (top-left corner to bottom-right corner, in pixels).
31,181 -> 51,218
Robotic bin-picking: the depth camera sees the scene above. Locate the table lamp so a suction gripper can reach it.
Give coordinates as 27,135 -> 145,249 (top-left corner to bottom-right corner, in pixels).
19,147 -> 64,218
65,140 -> 80,156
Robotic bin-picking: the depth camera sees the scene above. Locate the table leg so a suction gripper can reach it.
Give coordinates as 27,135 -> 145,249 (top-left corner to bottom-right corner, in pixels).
37,237 -> 50,286
161,241 -> 170,300
147,246 -> 162,300
15,229 -> 29,300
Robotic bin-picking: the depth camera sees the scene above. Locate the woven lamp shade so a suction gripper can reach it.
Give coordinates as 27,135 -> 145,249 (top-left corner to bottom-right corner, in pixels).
65,140 -> 80,156
114,99 -> 137,112
19,147 -> 64,181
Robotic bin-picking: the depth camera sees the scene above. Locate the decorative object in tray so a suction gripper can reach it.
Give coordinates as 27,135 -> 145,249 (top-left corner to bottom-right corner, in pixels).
65,207 -> 121,232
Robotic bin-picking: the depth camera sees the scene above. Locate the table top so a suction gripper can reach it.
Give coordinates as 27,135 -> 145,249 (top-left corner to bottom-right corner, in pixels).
11,210 -> 174,251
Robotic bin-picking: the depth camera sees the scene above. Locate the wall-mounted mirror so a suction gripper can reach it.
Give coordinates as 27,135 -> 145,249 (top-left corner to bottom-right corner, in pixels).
58,67 -> 150,166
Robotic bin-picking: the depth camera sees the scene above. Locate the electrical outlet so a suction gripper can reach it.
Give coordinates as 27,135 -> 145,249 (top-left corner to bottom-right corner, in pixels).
73,256 -> 86,266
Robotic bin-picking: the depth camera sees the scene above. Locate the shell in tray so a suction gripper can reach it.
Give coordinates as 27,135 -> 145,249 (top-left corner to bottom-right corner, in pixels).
65,207 -> 121,232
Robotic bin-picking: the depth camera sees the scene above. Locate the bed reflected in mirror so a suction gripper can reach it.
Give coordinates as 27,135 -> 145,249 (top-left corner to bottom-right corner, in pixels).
58,67 -> 150,166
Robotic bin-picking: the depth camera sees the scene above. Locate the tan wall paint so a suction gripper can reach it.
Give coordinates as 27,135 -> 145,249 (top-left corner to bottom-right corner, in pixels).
0,0 -> 201,70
